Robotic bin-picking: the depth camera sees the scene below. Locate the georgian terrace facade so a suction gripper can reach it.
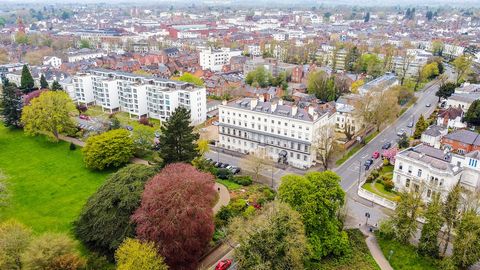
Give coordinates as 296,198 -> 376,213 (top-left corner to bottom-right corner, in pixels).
217,97 -> 335,169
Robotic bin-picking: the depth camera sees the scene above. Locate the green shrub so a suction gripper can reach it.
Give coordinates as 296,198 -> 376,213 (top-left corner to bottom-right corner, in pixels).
229,175 -> 252,186
370,169 -> 380,179
242,206 -> 256,217
383,158 -> 390,166
216,168 -> 232,180
378,219 -> 395,240
384,179 -> 394,191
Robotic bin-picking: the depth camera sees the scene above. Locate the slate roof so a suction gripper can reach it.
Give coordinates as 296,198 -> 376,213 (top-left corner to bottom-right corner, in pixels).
443,129 -> 480,146
423,125 -> 446,137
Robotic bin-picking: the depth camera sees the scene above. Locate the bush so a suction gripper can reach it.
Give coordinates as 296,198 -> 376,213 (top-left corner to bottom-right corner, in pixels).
383,158 -> 390,166
229,175 -> 252,186
370,169 -> 380,179
384,179 -> 394,191
216,168 -> 232,180
69,142 -> 76,151
242,205 -> 256,217
82,129 -> 134,170
378,219 -> 395,240
214,199 -> 248,228
138,116 -> 153,127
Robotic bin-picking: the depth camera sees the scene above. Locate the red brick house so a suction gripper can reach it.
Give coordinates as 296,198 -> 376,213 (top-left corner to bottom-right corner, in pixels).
441,129 -> 480,154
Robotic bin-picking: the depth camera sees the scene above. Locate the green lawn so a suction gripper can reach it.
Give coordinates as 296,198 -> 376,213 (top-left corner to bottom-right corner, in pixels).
0,125 -> 110,233
216,178 -> 242,190
376,235 -> 439,270
362,182 -> 398,200
85,105 -> 161,130
336,131 -> 379,166
309,229 -> 380,270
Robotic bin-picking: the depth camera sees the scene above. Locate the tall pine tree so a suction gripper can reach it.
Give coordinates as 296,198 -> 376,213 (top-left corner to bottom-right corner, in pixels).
1,79 -> 23,128
157,107 -> 199,164
40,74 -> 49,89
20,64 -> 35,93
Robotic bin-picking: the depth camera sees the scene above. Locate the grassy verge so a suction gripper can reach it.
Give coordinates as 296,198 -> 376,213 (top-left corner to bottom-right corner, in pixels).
216,179 -> 242,190
309,229 -> 380,270
336,131 -> 379,166
376,234 -> 439,270
0,125 -> 110,233
362,182 -> 398,200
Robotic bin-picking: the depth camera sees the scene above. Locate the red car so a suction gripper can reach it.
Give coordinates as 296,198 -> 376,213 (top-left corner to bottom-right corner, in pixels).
215,259 -> 232,270
372,151 -> 380,159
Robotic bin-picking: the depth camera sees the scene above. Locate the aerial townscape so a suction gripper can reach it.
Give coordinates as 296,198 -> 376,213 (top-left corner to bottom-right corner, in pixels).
1,0 -> 480,269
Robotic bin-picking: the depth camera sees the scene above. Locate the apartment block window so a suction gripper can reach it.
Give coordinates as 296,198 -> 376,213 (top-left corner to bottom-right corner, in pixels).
406,179 -> 410,188
427,189 -> 432,198
417,169 -> 422,177
408,166 -> 412,174
304,155 -> 307,161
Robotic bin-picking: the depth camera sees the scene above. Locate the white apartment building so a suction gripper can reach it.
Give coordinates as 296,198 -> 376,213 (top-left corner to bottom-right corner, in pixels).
393,49 -> 432,78
393,144 -> 480,203
218,97 -> 336,169
72,69 -> 207,125
199,47 -> 242,72
446,84 -> 480,113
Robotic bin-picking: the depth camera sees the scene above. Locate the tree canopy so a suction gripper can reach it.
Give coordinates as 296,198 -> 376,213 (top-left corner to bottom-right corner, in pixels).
464,99 -> 480,126
229,202 -> 308,270
82,129 -> 134,170
21,91 -> 77,141
278,171 -> 349,260
39,74 -> 49,89
74,164 -> 156,257
435,82 -> 456,101
174,72 -> 204,86
115,238 -> 168,270
157,107 -> 199,165
452,55 -> 472,84
133,163 -> 216,270
307,71 -> 338,102
1,79 -> 23,128
0,219 -> 32,270
20,65 -> 35,93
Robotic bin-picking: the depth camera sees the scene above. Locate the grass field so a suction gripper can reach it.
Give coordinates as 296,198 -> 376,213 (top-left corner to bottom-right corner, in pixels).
0,125 -> 110,234
376,234 -> 439,270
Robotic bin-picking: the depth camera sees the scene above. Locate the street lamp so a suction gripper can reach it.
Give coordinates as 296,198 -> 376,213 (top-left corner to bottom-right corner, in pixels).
365,212 -> 370,226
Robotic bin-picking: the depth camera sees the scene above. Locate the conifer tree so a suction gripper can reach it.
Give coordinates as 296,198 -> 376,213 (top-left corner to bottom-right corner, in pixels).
418,193 -> 443,257
157,107 -> 199,164
40,74 -> 49,89
1,79 -> 22,128
20,64 -> 35,93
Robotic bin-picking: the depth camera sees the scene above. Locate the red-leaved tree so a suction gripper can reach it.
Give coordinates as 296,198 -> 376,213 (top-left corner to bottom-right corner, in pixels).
132,163 -> 216,270
382,147 -> 399,164
23,89 -> 45,105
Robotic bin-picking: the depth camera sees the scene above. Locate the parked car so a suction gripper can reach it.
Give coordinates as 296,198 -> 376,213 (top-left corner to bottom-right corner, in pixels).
364,164 -> 371,170
213,162 -> 220,167
426,103 -> 431,107
397,129 -> 406,136
382,142 -> 392,149
215,259 -> 232,270
364,159 -> 374,167
220,163 -> 229,168
407,121 -> 414,128
372,151 -> 380,159
230,167 -> 241,174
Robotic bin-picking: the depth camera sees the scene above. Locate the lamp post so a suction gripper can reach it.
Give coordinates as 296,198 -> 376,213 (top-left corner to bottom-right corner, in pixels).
365,212 -> 370,226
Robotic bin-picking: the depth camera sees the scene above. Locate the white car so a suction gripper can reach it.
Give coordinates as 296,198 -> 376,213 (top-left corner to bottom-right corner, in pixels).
397,129 -> 406,136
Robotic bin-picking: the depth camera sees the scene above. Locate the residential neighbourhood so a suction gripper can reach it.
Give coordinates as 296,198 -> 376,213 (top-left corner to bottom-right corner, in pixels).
1,1 -> 480,270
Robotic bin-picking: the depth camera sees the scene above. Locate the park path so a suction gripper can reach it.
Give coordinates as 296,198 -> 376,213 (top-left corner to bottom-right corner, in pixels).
213,183 -> 230,214
360,225 -> 394,270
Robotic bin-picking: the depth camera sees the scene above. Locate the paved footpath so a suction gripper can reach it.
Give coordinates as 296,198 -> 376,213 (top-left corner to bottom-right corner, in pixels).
213,183 -> 230,214
359,226 -> 394,270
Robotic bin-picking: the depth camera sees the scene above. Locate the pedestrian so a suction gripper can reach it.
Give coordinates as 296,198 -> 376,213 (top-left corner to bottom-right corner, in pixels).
217,187 -> 220,192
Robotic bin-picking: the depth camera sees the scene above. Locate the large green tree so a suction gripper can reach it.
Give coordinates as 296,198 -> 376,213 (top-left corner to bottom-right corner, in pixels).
74,164 -> 156,257
51,80 -> 63,91
442,184 -> 462,256
451,211 -> 480,269
435,82 -> 456,101
21,233 -> 84,270
307,71 -> 337,102
392,187 -> 424,244
418,193 -> 443,258
229,202 -> 308,270
115,238 -> 168,270
82,129 -> 134,170
20,64 -> 35,93
21,91 -> 77,141
464,99 -> 480,126
0,219 -> 32,270
278,171 -> 349,260
452,55 -> 472,84
157,107 -> 199,164
413,114 -> 428,139
1,79 -> 22,128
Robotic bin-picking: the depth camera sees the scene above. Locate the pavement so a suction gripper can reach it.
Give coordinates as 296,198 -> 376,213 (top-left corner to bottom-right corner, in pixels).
213,182 -> 230,214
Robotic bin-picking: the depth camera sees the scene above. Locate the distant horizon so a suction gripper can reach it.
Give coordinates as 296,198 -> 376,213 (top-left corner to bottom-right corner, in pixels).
1,0 -> 480,7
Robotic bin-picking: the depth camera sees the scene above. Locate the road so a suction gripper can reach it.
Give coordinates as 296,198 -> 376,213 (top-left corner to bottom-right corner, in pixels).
202,70 -> 452,269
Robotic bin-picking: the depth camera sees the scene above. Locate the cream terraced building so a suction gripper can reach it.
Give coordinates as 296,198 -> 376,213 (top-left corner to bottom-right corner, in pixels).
218,97 -> 336,169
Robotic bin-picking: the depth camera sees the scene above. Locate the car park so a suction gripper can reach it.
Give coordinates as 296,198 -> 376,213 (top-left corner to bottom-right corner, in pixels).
382,142 -> 391,149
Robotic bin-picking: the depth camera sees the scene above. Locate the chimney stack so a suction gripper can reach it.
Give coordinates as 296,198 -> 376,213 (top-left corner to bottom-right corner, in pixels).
250,98 -> 258,109
292,105 -> 298,116
271,101 -> 278,112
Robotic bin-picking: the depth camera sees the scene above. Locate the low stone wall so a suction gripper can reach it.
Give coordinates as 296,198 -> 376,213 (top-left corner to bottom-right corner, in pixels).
358,186 -> 397,210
